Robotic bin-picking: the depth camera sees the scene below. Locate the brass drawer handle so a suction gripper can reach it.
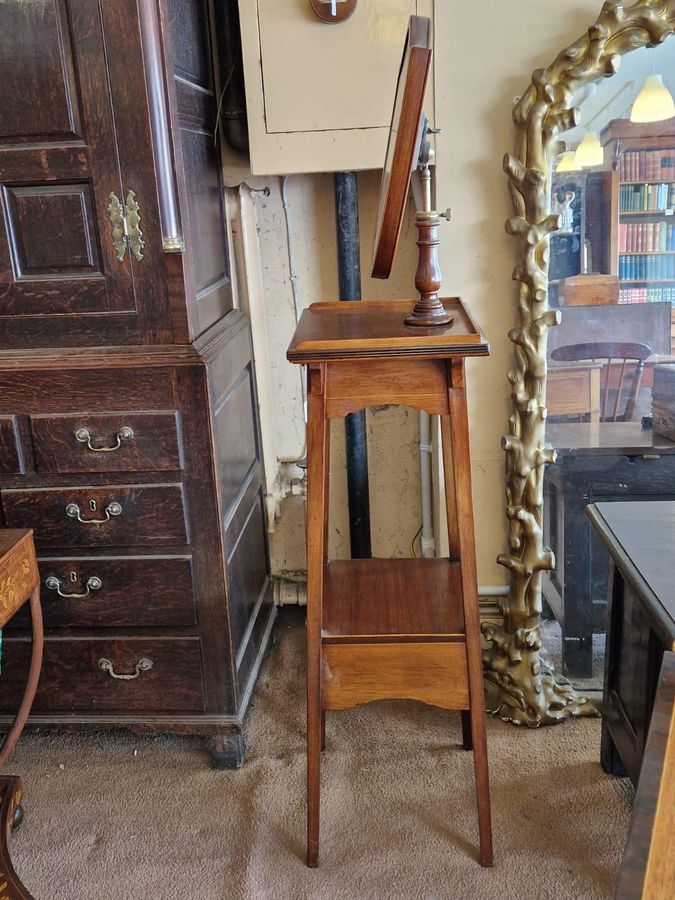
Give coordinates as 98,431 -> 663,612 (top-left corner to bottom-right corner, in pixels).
65,501 -> 122,524
45,574 -> 102,599
75,425 -> 134,453
98,657 -> 154,681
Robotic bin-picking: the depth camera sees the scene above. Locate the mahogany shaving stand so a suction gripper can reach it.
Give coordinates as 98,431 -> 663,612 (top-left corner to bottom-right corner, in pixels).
287,298 -> 493,868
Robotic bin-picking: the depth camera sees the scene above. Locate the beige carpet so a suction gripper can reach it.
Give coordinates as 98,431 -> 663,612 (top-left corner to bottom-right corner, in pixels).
9,608 -> 631,900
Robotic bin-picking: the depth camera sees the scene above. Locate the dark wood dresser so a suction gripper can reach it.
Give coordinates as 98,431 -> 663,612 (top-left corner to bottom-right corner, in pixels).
543,423 -> 675,677
0,0 -> 275,767
585,501 -> 675,787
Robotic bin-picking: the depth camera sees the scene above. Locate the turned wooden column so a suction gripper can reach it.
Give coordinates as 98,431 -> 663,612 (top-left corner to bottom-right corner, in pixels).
405,211 -> 454,327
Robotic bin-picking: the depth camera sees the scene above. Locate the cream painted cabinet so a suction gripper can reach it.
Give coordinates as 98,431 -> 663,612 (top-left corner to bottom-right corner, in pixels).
239,0 -> 435,175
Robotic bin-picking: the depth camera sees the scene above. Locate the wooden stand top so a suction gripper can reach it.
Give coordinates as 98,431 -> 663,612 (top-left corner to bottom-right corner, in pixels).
286,298 -> 489,364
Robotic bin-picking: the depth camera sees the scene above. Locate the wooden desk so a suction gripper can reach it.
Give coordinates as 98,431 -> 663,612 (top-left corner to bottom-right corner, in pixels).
585,502 -> 675,788
616,652 -> 675,899
543,424 -> 675,677
0,530 -> 43,900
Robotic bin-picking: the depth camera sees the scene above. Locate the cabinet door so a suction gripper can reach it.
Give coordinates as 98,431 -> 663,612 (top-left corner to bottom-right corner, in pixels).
161,0 -> 234,338
0,0 -> 142,348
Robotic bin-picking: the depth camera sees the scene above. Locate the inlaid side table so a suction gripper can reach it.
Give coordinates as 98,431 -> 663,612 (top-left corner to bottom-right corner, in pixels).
0,530 -> 43,900
287,297 -> 493,868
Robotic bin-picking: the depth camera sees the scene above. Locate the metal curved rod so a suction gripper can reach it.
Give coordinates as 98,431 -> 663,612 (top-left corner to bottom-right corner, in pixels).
0,587 -> 44,769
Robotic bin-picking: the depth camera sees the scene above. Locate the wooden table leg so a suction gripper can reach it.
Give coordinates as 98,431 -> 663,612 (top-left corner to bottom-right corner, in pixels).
306,365 -> 329,867
446,360 -> 493,867
0,587 -> 43,770
561,486 -> 594,678
0,776 -> 34,899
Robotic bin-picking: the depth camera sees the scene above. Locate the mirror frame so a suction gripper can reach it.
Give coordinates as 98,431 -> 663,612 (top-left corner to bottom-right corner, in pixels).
484,0 -> 675,726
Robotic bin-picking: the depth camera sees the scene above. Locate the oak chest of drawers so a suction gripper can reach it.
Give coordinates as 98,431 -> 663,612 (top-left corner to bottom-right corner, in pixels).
0,317 -> 275,765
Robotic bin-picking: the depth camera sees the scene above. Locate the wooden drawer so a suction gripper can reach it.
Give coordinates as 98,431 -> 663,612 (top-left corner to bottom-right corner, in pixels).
0,637 -> 205,714
8,555 -> 196,629
30,411 -> 182,474
1,484 -> 188,549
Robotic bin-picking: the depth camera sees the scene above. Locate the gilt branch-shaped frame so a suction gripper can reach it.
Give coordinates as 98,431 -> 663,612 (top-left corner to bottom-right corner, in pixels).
484,0 -> 675,725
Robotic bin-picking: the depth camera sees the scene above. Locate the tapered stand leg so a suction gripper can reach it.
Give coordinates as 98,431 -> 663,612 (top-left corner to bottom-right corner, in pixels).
445,360 -> 493,867
461,710 -> 473,751
306,366 -> 329,867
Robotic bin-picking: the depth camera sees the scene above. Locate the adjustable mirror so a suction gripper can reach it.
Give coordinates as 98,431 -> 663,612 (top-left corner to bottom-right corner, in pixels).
372,15 -> 452,326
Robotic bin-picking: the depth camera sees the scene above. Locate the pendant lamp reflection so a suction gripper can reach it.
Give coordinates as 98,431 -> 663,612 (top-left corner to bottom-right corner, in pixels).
630,75 -> 675,123
556,151 -> 579,173
574,131 -> 604,168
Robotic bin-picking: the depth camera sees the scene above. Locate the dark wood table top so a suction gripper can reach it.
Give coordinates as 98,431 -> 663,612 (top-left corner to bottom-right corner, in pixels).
585,501 -> 675,649
546,422 -> 675,456
286,298 -> 489,363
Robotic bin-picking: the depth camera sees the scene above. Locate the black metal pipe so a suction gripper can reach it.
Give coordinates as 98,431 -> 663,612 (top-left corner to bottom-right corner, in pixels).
213,0 -> 250,155
334,172 -> 371,559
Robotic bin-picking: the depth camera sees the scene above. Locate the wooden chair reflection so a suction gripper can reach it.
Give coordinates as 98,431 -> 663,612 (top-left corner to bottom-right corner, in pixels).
558,274 -> 620,307
550,341 -> 652,422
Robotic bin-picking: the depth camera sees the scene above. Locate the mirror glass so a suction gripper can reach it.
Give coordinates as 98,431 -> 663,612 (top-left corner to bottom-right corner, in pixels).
548,41 -> 675,423
543,39 -> 675,684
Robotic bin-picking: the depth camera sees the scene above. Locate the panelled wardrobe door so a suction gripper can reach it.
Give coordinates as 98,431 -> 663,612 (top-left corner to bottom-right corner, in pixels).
160,0 -> 234,339
0,0 -> 144,349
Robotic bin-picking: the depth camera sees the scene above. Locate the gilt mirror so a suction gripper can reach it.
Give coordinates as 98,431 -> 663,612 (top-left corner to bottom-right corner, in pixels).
486,1 -> 675,726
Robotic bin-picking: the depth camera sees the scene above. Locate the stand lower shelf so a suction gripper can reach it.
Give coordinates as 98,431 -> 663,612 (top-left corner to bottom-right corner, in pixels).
321,558 -> 469,712
322,558 -> 465,642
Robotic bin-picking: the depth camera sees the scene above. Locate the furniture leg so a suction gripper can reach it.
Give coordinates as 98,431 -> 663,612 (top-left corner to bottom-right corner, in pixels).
601,721 -> 627,777
320,712 -> 326,752
461,710 -> 473,751
207,734 -> 245,769
562,488 -> 594,679
445,360 -> 493,867
599,557 -> 629,778
0,586 -> 43,770
0,776 -> 34,900
306,365 -> 329,867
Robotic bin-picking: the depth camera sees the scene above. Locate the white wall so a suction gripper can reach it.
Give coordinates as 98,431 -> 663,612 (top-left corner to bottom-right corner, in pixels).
231,0 -> 605,586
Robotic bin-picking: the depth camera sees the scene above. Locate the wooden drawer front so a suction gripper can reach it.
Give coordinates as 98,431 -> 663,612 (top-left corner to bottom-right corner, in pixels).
1,484 -> 188,549
0,416 -> 23,474
30,412 -> 182,474
9,556 -> 196,629
0,638 -> 205,714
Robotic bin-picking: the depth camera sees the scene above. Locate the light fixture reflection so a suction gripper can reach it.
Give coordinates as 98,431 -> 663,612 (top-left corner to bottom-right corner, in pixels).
574,131 -> 604,168
630,74 -> 675,123
556,151 -> 579,173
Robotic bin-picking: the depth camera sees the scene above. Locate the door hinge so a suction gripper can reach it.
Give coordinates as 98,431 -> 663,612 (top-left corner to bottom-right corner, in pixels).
108,189 -> 145,262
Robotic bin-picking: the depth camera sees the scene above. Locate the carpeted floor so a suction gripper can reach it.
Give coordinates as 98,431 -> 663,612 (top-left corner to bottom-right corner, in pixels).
10,608 -> 632,900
